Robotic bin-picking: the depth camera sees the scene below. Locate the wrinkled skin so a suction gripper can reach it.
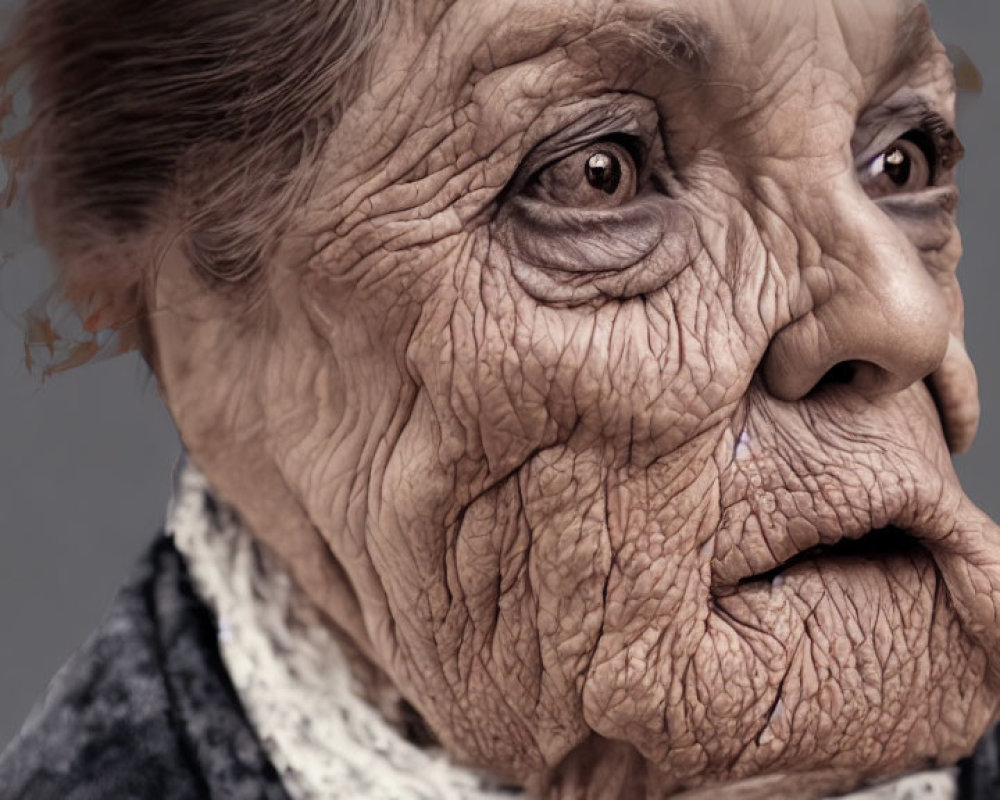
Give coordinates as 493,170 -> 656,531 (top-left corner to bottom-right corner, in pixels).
147,0 -> 1000,797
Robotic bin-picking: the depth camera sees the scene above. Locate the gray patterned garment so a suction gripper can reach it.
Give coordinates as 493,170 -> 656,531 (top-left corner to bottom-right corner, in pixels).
0,537 -> 292,800
1,483 -> 999,798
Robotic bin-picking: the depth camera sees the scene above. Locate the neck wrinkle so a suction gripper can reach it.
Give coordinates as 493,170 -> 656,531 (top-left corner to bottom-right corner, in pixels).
166,455 -> 522,800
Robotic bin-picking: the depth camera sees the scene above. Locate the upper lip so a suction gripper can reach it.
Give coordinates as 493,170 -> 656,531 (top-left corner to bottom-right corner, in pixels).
710,494 -> 920,593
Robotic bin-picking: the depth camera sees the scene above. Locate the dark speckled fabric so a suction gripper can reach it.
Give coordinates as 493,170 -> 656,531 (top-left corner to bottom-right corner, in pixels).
0,535 -> 291,800
959,723 -> 1000,800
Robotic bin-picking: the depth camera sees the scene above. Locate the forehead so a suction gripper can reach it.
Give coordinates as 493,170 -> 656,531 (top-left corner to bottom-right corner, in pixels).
422,0 -> 943,97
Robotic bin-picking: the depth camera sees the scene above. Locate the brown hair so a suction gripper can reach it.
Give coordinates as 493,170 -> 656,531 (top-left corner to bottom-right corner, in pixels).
1,0 -> 387,369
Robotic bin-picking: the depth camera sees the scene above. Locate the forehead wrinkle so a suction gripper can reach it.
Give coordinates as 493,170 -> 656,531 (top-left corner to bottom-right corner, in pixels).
882,3 -> 943,84
471,4 -> 714,78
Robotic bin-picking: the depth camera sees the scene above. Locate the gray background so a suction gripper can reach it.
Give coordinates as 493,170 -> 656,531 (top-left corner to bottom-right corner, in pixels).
0,1 -> 997,747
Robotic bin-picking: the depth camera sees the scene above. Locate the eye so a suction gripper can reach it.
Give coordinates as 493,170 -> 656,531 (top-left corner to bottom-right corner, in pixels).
527,139 -> 640,209
860,131 -> 936,199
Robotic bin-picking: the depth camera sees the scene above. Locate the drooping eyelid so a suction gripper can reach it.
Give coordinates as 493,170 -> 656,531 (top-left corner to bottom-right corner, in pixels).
853,96 -> 965,176
506,97 -> 660,195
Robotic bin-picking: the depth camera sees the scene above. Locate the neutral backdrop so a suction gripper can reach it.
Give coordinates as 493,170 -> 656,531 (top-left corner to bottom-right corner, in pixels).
1,1 -> 998,747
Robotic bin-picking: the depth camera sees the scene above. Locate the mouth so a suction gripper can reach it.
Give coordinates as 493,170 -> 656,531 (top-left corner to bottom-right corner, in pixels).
703,506 -> 1000,777
730,526 -> 931,592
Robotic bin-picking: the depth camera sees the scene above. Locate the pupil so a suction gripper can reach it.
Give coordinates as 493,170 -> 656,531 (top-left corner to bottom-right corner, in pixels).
585,151 -> 622,194
884,147 -> 911,186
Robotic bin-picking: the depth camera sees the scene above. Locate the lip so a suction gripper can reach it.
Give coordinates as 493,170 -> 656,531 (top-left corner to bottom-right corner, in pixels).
710,504 -> 915,595
911,497 -> 1000,676
709,472 -> 1000,686
731,525 -> 926,591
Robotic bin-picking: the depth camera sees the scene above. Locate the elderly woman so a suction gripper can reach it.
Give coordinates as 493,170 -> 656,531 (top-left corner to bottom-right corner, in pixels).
1,0 -> 999,798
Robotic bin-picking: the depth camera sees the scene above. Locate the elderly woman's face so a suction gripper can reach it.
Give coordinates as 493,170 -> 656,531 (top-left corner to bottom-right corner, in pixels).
151,0 -> 1000,796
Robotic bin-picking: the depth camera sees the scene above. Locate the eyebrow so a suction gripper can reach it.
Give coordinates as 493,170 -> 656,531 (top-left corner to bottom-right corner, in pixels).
476,10 -> 715,78
588,15 -> 716,74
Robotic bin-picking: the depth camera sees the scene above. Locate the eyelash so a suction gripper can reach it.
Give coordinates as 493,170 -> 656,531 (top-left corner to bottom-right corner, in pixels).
557,116 -> 959,187
912,111 -> 963,176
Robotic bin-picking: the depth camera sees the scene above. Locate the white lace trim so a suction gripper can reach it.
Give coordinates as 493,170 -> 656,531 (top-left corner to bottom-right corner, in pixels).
837,771 -> 955,800
165,457 -> 956,800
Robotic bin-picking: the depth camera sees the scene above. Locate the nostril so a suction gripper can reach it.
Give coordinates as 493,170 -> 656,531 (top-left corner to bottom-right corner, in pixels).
822,361 -> 857,386
805,361 -> 859,397
805,359 -> 905,401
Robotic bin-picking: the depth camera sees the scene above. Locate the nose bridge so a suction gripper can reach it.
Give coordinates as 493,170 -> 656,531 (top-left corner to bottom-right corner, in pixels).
763,180 -> 951,401
823,197 -> 949,372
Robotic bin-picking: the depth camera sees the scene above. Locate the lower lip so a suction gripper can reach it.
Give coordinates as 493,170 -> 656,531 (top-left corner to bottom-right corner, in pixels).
783,543 -> 934,588
731,528 -> 926,591
715,542 -> 941,630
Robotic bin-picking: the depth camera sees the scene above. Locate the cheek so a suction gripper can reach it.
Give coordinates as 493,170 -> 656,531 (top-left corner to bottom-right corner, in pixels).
402,225 -> 769,488
363,209 -> 774,754
368,427 -> 730,779
367,439 -> 615,773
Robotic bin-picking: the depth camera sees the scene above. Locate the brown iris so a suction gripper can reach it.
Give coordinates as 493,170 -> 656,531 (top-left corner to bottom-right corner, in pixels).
862,133 -> 935,199
584,151 -> 622,195
529,140 -> 639,209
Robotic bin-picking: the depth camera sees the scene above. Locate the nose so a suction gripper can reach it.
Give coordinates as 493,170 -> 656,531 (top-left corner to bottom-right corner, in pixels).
762,190 -> 950,403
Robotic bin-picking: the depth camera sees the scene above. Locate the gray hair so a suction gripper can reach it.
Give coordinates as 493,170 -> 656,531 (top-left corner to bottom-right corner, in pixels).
1,0 -> 389,308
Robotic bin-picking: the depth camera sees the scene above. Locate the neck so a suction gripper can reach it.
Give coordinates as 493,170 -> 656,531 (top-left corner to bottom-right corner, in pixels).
167,456 -> 522,800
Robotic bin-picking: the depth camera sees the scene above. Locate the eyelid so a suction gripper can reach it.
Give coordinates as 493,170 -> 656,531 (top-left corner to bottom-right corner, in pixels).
529,132 -> 648,183
854,99 -> 964,176
499,96 -> 661,201
522,119 -> 650,180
